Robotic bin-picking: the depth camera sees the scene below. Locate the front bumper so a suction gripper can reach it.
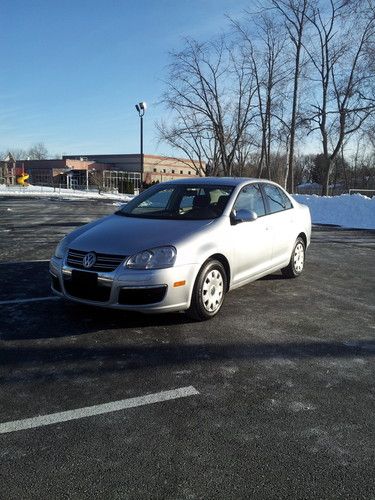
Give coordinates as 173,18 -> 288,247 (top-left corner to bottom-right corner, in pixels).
49,256 -> 199,313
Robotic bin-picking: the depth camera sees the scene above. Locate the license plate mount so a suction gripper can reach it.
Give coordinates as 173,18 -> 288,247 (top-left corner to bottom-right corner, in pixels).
71,270 -> 98,286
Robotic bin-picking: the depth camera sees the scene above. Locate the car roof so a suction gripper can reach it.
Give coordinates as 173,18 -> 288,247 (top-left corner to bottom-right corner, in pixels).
163,177 -> 259,187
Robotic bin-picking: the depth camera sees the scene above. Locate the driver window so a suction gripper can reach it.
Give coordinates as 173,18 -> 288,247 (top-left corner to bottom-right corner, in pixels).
233,184 -> 266,216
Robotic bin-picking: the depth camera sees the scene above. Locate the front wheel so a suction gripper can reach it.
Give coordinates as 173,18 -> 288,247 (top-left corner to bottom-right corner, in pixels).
187,259 -> 227,321
281,237 -> 305,278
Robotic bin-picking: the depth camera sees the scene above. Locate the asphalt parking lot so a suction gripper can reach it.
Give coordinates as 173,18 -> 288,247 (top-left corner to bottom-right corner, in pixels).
0,196 -> 374,500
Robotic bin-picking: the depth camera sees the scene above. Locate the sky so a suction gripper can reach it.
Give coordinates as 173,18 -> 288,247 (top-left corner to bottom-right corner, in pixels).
0,0 -> 252,158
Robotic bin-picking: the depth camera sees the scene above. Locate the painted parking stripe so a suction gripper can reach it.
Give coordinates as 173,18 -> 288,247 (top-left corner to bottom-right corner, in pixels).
0,296 -> 61,306
0,386 -> 200,434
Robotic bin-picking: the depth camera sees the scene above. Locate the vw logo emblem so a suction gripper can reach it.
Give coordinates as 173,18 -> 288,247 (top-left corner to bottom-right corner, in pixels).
82,252 -> 96,269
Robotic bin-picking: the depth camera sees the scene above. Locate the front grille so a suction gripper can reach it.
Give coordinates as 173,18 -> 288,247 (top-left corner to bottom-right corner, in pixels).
118,286 -> 167,305
67,249 -> 126,272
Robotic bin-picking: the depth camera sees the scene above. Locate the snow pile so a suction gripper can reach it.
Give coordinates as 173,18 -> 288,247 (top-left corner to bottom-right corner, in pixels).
0,184 -> 134,202
294,193 -> 375,230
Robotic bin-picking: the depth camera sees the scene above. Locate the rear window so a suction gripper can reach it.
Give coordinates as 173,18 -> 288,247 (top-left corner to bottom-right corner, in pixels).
263,184 -> 293,214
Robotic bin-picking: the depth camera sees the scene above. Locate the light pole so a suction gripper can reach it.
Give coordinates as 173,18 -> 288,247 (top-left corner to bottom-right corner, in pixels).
135,101 -> 147,191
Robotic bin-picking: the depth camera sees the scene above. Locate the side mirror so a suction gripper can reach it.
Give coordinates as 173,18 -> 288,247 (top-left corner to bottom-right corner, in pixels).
232,209 -> 258,224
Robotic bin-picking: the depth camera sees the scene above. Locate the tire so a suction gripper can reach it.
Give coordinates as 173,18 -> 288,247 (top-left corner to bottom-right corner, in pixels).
281,237 -> 305,278
187,259 -> 227,321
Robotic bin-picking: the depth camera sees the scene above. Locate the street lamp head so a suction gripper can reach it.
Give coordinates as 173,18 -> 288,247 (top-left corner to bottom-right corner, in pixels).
135,101 -> 147,117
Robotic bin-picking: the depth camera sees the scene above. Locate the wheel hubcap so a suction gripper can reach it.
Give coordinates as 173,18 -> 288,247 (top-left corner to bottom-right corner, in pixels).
202,269 -> 224,312
293,242 -> 304,273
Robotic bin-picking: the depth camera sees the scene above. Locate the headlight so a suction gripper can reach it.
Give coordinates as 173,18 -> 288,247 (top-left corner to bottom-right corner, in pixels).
126,246 -> 177,270
54,238 -> 68,259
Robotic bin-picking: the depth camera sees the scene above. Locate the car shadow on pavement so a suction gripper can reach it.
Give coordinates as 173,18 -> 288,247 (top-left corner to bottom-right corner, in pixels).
0,338 -> 374,385
0,260 -> 374,384
260,273 -> 285,281
0,301 -> 193,339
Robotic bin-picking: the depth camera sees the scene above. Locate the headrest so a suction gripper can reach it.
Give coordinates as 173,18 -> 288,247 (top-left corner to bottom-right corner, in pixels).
193,194 -> 210,208
216,195 -> 229,211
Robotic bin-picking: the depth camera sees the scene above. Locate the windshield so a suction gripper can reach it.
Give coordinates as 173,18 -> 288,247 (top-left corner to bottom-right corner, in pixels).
117,184 -> 234,220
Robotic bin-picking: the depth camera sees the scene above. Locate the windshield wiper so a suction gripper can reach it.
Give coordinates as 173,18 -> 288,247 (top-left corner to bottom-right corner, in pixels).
115,210 -> 179,219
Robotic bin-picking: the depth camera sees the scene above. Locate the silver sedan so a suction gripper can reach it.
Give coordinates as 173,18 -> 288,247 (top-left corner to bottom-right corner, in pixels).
50,177 -> 311,320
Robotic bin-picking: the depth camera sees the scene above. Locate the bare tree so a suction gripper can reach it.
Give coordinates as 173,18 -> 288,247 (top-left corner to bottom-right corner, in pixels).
269,0 -> 310,193
1,143 -> 49,161
158,0 -> 375,189
27,142 -> 49,160
0,148 -> 27,160
89,170 -> 106,194
157,109 -> 213,176
305,0 -> 375,195
159,37 -> 257,176
294,152 -> 315,185
233,13 -> 289,180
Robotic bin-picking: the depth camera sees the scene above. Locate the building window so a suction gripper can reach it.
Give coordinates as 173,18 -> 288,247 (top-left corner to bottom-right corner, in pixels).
188,171 -> 191,175
163,169 -> 166,173
180,170 -> 183,174
172,170 -> 175,174
153,168 -> 157,172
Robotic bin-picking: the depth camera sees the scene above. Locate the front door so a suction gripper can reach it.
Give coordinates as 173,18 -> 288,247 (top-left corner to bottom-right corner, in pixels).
230,184 -> 272,286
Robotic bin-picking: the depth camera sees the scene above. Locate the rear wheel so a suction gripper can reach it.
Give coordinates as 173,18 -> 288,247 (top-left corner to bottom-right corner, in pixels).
281,237 -> 305,278
187,259 -> 227,321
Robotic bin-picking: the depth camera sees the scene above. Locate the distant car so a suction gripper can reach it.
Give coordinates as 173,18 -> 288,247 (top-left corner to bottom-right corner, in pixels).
50,178 -> 311,320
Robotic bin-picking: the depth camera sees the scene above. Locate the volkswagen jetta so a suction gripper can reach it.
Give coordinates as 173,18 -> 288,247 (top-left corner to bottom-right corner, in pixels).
50,178 -> 311,320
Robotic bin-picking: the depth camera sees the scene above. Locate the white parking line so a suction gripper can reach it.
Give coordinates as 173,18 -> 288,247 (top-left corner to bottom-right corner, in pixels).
0,296 -> 60,306
0,386 -> 200,434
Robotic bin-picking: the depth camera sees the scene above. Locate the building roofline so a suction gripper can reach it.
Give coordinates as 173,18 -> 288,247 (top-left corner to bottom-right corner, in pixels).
62,153 -> 205,164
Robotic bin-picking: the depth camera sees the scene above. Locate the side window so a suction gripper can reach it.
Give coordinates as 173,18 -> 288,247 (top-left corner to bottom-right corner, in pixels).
263,184 -> 293,214
233,184 -> 266,217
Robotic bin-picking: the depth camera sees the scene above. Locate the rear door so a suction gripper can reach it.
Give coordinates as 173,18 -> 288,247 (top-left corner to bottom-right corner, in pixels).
230,183 -> 273,286
261,183 -> 296,266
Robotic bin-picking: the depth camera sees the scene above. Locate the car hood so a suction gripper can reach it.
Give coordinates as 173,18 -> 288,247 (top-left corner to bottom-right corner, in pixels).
68,213 -> 215,255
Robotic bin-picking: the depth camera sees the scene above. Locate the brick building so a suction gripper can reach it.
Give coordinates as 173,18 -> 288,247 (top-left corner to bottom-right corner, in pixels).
63,153 -> 206,183
13,158 -> 109,189
11,153 -> 205,192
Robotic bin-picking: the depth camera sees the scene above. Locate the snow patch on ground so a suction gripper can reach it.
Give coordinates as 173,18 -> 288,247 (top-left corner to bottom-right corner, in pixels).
294,193 -> 375,230
0,184 -> 134,202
